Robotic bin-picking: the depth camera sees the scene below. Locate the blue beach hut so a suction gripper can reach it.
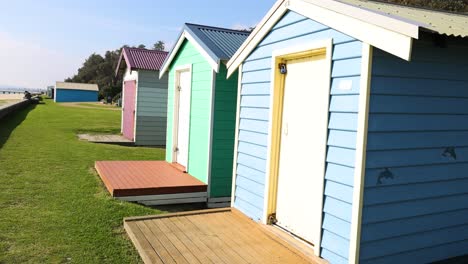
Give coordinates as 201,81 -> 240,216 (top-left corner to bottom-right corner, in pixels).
54,82 -> 98,103
226,0 -> 468,263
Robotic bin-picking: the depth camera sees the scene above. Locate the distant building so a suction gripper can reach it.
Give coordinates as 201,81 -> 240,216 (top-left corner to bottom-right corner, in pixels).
54,82 -> 98,103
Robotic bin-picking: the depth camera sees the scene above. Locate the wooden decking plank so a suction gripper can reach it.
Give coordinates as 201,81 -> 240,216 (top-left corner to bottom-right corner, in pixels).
155,218 -> 202,264
206,212 -> 269,263
135,221 -> 177,264
125,209 -> 320,264
230,209 -> 315,263
229,210 -> 310,263
124,208 -> 230,222
95,161 -> 207,198
210,212 -> 279,264
225,211 -> 310,264
145,219 -> 189,264
182,215 -> 245,264
188,213 -> 250,264
124,221 -> 163,264
160,218 -> 213,264
176,216 -> 231,264
169,217 -> 224,264
261,224 -> 327,264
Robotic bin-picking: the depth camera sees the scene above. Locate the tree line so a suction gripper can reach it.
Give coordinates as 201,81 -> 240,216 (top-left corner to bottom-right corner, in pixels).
65,41 -> 165,100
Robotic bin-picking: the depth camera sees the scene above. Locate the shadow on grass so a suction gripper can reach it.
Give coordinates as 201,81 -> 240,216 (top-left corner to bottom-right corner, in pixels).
0,104 -> 37,150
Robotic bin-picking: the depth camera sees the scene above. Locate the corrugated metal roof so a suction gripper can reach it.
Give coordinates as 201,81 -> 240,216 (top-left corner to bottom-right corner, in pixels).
185,23 -> 251,60
55,82 -> 99,91
116,48 -> 168,76
337,0 -> 468,38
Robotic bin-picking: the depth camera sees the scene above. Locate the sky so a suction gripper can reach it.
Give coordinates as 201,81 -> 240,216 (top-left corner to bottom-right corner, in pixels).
0,0 -> 274,89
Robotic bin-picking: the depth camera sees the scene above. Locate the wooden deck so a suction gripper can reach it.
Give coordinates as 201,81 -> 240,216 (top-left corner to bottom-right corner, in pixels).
95,161 -> 207,205
124,208 -> 324,264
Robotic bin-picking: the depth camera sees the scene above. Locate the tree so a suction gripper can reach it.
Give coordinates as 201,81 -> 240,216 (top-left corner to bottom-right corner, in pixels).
66,48 -> 122,100
153,41 -> 165,51
137,44 -> 146,49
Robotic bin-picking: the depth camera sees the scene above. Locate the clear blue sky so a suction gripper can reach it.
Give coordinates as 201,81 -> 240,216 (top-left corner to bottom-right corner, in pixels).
0,0 -> 274,89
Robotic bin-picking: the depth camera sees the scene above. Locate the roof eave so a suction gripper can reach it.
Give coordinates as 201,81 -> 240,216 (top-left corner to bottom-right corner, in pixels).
115,48 -> 135,78
159,31 -> 185,79
159,26 -> 221,79
227,0 -> 419,77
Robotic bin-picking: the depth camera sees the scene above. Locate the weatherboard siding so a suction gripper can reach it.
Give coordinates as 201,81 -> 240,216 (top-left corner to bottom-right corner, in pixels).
166,40 -> 212,184
360,36 -> 468,263
55,89 -> 97,102
232,11 -> 362,264
134,70 -> 167,146
209,64 -> 238,198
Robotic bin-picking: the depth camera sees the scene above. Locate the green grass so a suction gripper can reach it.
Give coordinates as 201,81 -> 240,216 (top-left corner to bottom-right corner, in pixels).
0,99 -> 165,263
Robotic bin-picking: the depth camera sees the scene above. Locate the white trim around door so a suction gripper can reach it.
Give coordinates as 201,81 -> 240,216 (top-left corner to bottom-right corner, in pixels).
172,64 -> 192,170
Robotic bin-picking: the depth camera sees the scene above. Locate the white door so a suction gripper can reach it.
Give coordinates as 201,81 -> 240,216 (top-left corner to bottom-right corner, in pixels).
275,54 -> 329,246
175,70 -> 191,168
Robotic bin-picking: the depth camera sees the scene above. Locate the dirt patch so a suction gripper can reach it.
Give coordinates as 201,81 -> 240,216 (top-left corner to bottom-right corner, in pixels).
60,102 -> 120,111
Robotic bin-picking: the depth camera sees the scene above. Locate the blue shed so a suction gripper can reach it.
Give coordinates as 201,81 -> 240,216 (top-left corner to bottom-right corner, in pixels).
54,82 -> 99,103
226,1 -> 468,263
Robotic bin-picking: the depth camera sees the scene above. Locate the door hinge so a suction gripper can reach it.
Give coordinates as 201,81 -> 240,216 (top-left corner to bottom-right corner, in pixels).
174,146 -> 179,152
278,63 -> 287,74
177,85 -> 182,91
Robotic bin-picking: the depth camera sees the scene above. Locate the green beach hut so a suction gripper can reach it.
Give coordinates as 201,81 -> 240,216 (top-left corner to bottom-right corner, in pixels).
159,23 -> 249,207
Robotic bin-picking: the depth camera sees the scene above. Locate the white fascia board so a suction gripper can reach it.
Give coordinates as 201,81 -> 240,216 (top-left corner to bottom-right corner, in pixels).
348,43 -> 373,264
302,0 -> 420,38
159,31 -> 220,79
226,0 -> 287,78
288,0 -> 414,61
227,0 -> 417,76
159,33 -> 186,79
184,32 -> 220,73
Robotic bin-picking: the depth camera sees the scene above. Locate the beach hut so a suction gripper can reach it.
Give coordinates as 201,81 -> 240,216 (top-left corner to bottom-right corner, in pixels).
54,82 -> 98,102
115,47 -> 168,146
226,1 -> 468,263
159,23 -> 250,207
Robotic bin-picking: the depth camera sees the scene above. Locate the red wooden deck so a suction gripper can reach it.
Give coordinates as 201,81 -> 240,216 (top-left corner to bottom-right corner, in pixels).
95,161 -> 207,197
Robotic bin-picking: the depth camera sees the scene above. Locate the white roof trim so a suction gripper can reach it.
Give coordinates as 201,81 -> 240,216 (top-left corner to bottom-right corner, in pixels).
227,0 -> 287,77
227,0 -> 419,77
55,81 -> 99,91
305,0 -> 421,38
159,31 -> 220,79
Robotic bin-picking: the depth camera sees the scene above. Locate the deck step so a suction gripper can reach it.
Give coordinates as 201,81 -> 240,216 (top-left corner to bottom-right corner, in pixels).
118,192 -> 208,206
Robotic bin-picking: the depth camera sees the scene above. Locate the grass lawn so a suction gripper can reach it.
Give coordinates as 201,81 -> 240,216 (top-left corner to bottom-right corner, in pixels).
0,99 -> 165,263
